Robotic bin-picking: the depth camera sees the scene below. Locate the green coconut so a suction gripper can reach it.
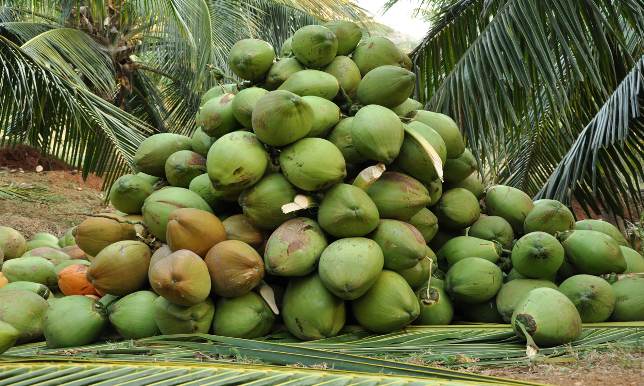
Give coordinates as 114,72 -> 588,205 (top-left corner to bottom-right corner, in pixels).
0,289 -> 48,342
23,247 -> 71,266
228,38 -> 275,81
109,174 -> 154,214
524,199 -> 575,235
511,287 -> 582,346
401,52 -> 413,70
251,90 -> 313,146
239,173 -> 297,230
291,25 -> 338,68
74,216 -> 137,258
231,87 -> 269,128
222,214 -> 264,249
318,238 -> 384,300
351,105 -> 404,164
280,37 -> 293,57
435,188 -> 480,230
142,187 -> 213,241
24,239 -> 59,251
621,246 -> 644,273
189,173 -> 238,213
31,233 -> 58,244
327,117 -> 365,164
108,290 -> 159,339
559,275 -> 615,323
415,286 -> 453,325
277,70 -> 340,101
134,133 -> 192,177
558,230 -> 626,275
426,177 -> 443,204
302,96 -> 341,137
445,257 -> 503,303
484,185 -> 535,234
443,149 -> 476,184
265,57 -> 304,90
371,219 -> 426,270
44,295 -> 107,348
397,252 -> 435,290
323,20 -> 362,55
195,93 -> 239,137
409,111 -> 465,159
282,274 -> 345,340
165,150 -> 207,188
58,227 -> 77,248
437,236 -> 502,266
395,121 -> 447,184
468,215 -> 514,249
351,36 -> 404,76
610,277 -> 644,321
0,226 -> 27,259
317,183 -> 379,238
0,320 -> 18,354
409,208 -> 439,243
496,279 -> 558,322
323,56 -> 361,96
0,281 -> 50,299
392,98 -> 424,117
357,65 -> 415,107
191,128 -> 216,157
511,232 -> 564,279
367,172 -> 430,221
2,257 -> 57,287
88,240 -> 151,296
264,218 -> 327,277
279,138 -> 346,191
459,300 -> 503,323
574,219 -> 629,247
207,131 -> 269,192
55,259 -> 90,274
213,292 -> 275,338
201,83 -> 238,106
428,229 -> 463,253
153,297 -> 215,334
150,249 -> 211,306
352,270 -> 419,333
446,172 -> 485,199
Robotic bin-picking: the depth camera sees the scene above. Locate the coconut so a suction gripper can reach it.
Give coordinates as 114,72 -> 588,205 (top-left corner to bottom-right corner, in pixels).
109,174 -> 154,214
357,65 -> 415,108
251,90 -> 313,146
201,83 -> 239,105
446,172 -> 485,199
367,172 -> 430,221
282,274 -> 345,340
264,218 -> 327,277
621,246 -> 644,273
435,188 -> 480,230
133,133 -> 192,177
485,185 -> 534,235
61,245 -> 86,260
166,208 -> 226,257
392,98 -> 424,117
559,275 -> 615,323
231,87 -> 269,128
164,150 -> 207,188
196,93 -> 239,138
222,215 -> 264,249
459,300 -> 503,323
496,279 -> 558,322
409,208 -> 439,243
351,36 -> 404,75
0,289 -> 48,342
43,295 -> 107,348
57,264 -> 98,296
24,239 -> 59,251
443,149 -> 477,184
0,281 -> 51,299
322,20 -> 361,55
280,37 -> 293,57
409,111 -> 465,158
302,96 -> 341,138
88,240 -> 151,296
468,215 -> 514,249
415,286 -> 453,325
279,138 -> 346,191
511,287 -> 582,346
397,252 -> 435,290
149,249 -> 211,306
23,247 -> 70,266
351,105 -> 404,164
2,257 -> 57,287
318,238 -> 384,300
191,128 -> 215,157
55,259 -> 90,274
31,233 -> 58,244
428,229 -> 462,252
523,199 -> 575,235
108,290 -> 159,339
371,220 -> 426,270
278,70 -> 340,100
148,244 -> 172,276
352,270 -> 419,333
265,57 -> 304,90
511,232 -> 564,279
74,216 -> 137,258
327,117 -> 365,164
153,296 -> 215,334
206,131 -> 269,192
213,292 -> 275,338
0,320 -> 18,354
558,230 -> 626,275
426,177 -> 443,204
189,173 -> 238,213
323,56 -> 361,96
317,184 -> 379,238
58,227 -> 77,248
228,39 -> 275,81
445,257 -> 503,303
238,173 -> 297,230
574,219 -> 629,246
291,25 -> 338,68
395,121 -> 447,184
610,277 -> 644,321
205,240 -> 264,298
0,226 -> 27,259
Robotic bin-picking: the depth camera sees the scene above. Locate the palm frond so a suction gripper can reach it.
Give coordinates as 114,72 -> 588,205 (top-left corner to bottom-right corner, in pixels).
0,21 -> 55,43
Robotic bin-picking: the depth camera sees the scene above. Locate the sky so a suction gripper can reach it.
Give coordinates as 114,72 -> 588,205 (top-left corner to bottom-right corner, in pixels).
356,0 -> 430,43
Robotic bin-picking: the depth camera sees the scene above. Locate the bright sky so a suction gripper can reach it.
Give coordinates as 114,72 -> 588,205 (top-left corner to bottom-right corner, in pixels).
356,0 -> 430,43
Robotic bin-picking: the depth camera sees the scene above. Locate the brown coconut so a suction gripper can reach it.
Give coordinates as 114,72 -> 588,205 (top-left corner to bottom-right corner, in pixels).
222,214 -> 265,249
74,216 -> 137,258
204,240 -> 264,298
148,244 -> 173,276
61,245 -> 87,260
149,249 -> 211,306
166,208 -> 227,258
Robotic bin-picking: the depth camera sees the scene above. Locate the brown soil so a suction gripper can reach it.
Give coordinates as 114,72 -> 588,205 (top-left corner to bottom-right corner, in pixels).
0,144 -> 71,171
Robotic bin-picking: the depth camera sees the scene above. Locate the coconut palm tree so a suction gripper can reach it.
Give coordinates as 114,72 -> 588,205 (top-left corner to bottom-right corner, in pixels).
0,0 -> 365,184
391,0 -> 643,219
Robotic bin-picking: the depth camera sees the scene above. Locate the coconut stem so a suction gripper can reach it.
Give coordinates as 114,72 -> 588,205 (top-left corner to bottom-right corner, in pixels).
425,255 -> 434,300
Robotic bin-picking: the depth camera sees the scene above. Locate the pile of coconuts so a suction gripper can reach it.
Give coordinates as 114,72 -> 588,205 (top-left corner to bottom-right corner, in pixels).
1,21 -> 643,353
